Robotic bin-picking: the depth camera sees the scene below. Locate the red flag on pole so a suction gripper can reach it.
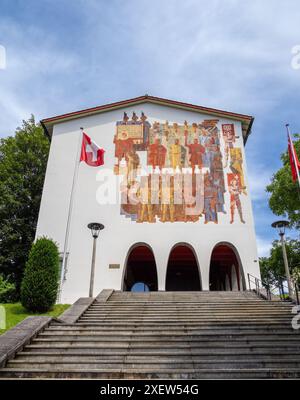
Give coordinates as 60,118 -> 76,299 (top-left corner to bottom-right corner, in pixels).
287,132 -> 300,182
80,132 -> 105,167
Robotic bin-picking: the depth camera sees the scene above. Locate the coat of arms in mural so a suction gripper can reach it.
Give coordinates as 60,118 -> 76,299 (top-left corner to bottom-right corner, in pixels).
113,112 -> 246,224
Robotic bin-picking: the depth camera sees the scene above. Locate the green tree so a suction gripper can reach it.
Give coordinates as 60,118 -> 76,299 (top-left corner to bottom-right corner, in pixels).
259,257 -> 274,287
266,135 -> 300,229
260,239 -> 300,291
0,116 -> 50,294
21,237 -> 59,312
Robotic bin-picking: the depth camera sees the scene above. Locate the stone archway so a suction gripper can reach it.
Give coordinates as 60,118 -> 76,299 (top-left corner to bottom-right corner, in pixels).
123,244 -> 158,291
209,243 -> 245,291
165,244 -> 201,291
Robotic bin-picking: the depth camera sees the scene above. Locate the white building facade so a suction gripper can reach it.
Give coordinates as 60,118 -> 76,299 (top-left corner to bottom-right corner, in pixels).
37,95 -> 260,304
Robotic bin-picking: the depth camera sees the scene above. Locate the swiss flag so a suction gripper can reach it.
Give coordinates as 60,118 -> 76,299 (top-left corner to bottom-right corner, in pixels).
80,132 -> 105,167
288,134 -> 300,182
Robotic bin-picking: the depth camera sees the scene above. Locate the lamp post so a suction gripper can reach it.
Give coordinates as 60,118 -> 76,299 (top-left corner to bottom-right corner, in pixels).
271,220 -> 293,298
87,222 -> 104,297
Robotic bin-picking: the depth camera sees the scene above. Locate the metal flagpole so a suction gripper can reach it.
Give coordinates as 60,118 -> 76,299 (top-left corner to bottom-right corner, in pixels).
58,127 -> 83,302
286,124 -> 300,189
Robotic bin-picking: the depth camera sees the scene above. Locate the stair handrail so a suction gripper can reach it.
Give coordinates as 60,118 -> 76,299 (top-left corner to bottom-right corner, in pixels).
247,273 -> 299,304
247,273 -> 272,300
274,273 -> 299,304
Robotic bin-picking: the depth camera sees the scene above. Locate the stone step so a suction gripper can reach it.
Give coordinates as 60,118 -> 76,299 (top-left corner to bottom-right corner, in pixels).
81,312 -> 293,319
108,291 -> 259,297
94,297 -> 282,301
105,299 -> 281,305
23,346 -> 300,355
15,350 -> 300,359
77,318 -> 293,324
6,360 -> 300,370
100,298 -> 278,307
106,297 -> 263,300
106,298 -> 263,302
44,330 -> 298,338
82,306 -> 292,314
72,319 -> 291,330
25,342 -> 300,350
93,298 -> 290,303
37,335 -> 300,343
49,322 -> 295,330
1,368 -> 300,379
41,328 -> 300,336
88,308 -> 293,313
77,317 -> 293,323
0,289 -> 298,380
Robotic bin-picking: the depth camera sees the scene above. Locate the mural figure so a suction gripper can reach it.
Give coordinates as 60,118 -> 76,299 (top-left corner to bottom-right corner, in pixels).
184,174 -> 201,222
132,111 -> 139,122
222,124 -> 236,148
160,176 -> 175,223
126,149 -> 140,185
114,131 -> 134,164
230,148 -> 246,194
113,113 -> 247,224
184,130 -> 205,170
123,112 -> 129,123
222,124 -> 237,167
170,139 -> 183,169
137,177 -> 155,223
140,112 -> 147,123
228,173 -> 245,224
211,153 -> 226,213
204,173 -> 218,224
147,138 -> 167,169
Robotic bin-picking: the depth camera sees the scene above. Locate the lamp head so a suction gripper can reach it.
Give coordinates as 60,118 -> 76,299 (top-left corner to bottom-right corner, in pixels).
271,220 -> 289,236
87,222 -> 104,238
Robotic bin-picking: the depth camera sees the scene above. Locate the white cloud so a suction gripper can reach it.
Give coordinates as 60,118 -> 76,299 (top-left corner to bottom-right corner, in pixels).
256,236 -> 272,257
247,166 -> 272,201
0,0 -> 298,258
0,18 -> 79,136
2,0 -> 300,136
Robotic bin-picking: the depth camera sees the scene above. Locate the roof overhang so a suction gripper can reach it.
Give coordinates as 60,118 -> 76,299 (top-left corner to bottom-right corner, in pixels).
40,95 -> 254,144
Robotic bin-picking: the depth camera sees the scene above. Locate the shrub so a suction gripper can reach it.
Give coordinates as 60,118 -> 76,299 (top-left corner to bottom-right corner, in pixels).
0,275 -> 18,303
292,267 -> 300,289
21,237 -> 60,312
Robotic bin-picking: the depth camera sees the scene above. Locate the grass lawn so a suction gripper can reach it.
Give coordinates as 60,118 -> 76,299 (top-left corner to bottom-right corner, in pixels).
0,303 -> 70,335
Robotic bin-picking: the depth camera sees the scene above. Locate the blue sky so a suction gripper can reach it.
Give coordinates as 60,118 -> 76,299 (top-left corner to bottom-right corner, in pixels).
0,0 -> 299,256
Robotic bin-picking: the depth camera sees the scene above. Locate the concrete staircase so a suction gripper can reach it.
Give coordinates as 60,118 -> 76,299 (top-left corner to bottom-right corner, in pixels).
1,290 -> 300,379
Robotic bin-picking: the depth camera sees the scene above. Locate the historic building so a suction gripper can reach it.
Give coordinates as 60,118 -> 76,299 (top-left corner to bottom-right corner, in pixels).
37,95 -> 260,303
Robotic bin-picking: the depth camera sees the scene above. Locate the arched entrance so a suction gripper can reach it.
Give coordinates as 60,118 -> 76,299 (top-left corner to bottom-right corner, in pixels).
166,244 -> 201,291
209,243 -> 245,291
123,244 -> 158,291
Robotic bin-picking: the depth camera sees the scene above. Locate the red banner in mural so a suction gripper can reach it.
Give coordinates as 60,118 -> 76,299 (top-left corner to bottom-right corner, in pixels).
222,124 -> 235,145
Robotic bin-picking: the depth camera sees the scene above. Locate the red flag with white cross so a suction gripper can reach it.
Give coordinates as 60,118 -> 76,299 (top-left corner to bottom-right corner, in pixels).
80,132 -> 105,167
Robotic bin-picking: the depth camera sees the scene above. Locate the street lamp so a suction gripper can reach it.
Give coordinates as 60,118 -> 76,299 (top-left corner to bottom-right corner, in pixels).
271,220 -> 293,298
87,222 -> 104,297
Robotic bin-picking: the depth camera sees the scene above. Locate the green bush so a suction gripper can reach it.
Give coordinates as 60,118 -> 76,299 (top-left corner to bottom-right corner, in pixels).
21,237 -> 60,312
0,275 -> 18,303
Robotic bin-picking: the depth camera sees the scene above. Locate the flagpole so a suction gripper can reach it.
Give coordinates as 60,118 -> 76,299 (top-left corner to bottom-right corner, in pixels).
58,127 -> 83,303
286,124 -> 300,189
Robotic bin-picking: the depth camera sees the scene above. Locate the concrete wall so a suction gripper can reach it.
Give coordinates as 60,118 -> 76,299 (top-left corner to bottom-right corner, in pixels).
36,102 -> 260,303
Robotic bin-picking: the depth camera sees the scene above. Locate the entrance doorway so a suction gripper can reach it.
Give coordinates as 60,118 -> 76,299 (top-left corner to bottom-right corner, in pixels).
209,243 -> 244,291
166,244 -> 201,291
123,244 -> 158,291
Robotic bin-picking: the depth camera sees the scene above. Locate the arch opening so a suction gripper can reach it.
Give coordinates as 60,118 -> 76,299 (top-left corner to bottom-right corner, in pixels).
123,244 -> 158,291
166,245 -> 201,291
209,244 -> 244,291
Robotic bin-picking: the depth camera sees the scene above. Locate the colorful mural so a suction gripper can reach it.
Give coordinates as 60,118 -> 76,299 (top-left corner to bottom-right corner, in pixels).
113,112 -> 247,224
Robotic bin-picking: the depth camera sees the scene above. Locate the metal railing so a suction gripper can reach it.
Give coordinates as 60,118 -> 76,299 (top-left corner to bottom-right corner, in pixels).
247,273 -> 299,305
